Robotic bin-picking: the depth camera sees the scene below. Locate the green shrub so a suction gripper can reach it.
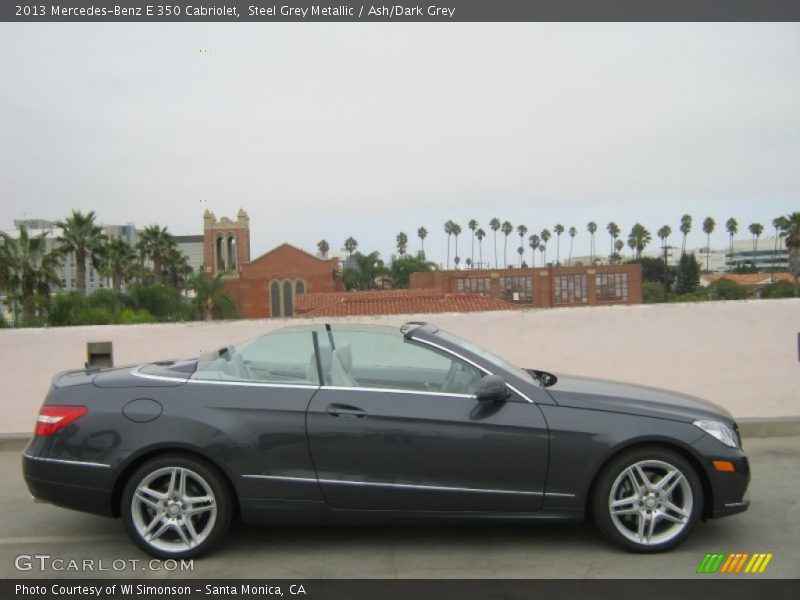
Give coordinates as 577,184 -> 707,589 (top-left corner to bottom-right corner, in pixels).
47,292 -> 86,326
72,306 -> 115,325
706,278 -> 749,300
761,280 -> 794,299
127,283 -> 181,320
118,308 -> 156,324
642,282 -> 665,303
86,288 -> 120,312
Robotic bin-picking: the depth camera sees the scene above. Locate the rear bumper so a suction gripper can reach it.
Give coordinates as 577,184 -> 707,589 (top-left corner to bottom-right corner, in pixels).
22,440 -> 127,517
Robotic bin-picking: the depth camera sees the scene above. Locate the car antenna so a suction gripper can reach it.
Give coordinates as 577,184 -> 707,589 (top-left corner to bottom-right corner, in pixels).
325,323 -> 336,350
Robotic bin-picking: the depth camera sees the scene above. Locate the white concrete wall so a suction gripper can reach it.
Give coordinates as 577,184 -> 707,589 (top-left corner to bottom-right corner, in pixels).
1,299 -> 798,434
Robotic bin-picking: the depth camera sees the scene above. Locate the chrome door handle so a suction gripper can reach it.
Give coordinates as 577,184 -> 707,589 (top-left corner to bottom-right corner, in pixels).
325,404 -> 367,418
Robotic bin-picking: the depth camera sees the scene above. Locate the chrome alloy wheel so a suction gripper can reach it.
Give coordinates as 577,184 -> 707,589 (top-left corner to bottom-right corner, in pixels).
131,466 -> 217,554
608,459 -> 693,546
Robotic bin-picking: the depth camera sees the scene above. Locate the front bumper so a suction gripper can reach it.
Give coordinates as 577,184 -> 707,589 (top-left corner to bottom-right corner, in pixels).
690,434 -> 751,518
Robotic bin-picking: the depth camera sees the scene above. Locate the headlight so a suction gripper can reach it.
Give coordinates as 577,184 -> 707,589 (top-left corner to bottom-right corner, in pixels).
693,419 -> 739,448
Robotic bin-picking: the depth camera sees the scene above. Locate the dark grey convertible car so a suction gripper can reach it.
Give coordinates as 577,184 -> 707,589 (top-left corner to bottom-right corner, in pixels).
23,322 -> 749,557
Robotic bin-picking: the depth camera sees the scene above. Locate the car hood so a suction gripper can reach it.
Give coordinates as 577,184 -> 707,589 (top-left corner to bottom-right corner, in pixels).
544,373 -> 735,426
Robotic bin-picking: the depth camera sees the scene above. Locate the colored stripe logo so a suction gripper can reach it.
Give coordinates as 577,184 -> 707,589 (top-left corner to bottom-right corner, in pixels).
696,553 -> 773,574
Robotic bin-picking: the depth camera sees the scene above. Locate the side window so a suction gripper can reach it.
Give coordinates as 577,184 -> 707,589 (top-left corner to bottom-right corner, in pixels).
322,331 -> 483,395
193,331 -> 318,385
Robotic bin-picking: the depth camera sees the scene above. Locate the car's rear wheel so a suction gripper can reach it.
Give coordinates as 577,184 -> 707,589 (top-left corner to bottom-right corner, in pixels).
591,446 -> 703,553
121,454 -> 233,558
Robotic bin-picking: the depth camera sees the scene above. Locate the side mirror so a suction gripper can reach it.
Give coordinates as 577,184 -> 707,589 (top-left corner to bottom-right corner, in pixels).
476,375 -> 511,402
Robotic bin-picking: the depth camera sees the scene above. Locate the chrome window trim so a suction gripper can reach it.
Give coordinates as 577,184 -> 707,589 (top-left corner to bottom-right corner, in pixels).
241,473 -> 542,496
23,452 -> 111,469
320,386 -> 475,399
412,338 -> 534,404
131,366 -> 319,389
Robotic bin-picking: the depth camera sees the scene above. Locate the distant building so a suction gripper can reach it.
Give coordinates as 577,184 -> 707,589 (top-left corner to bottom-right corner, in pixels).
410,264 -> 643,308
203,210 -> 344,318
4,219 -> 137,294
174,234 -> 204,275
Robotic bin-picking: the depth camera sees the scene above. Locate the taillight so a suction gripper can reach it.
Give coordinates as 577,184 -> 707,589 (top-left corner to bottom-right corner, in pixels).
35,406 -> 88,437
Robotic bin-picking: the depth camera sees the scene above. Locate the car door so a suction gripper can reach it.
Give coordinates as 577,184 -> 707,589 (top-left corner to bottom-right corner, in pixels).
306,327 -> 549,512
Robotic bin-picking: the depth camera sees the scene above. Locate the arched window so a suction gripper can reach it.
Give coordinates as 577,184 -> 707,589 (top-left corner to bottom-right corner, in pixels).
295,279 -> 306,296
216,236 -> 225,271
270,280 -> 281,317
227,235 -> 237,271
283,280 -> 294,317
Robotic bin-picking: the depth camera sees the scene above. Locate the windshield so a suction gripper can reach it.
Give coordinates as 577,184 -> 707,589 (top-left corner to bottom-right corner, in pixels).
433,330 -> 534,384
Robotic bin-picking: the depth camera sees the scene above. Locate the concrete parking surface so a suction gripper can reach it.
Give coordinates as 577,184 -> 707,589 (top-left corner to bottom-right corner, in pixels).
1,437 -> 798,579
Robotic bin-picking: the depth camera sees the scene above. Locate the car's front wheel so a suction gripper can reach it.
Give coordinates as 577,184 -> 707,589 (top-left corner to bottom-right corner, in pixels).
591,446 -> 703,552
121,454 -> 233,558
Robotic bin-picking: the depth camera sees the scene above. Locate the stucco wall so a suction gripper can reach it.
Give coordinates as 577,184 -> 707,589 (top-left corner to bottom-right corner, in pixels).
1,299 -> 797,434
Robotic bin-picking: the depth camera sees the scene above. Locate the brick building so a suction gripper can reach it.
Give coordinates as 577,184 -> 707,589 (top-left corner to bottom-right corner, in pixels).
410,264 -> 643,307
203,210 -> 344,318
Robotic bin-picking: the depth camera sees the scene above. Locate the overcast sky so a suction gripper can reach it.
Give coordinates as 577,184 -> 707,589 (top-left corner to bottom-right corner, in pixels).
1,23 -> 798,264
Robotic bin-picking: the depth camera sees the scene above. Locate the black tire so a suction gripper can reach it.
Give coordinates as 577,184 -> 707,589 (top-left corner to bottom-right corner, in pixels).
121,453 -> 233,559
590,446 -> 703,553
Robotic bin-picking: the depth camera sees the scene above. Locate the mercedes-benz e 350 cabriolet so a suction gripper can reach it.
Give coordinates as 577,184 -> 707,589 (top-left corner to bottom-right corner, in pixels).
23,322 -> 749,557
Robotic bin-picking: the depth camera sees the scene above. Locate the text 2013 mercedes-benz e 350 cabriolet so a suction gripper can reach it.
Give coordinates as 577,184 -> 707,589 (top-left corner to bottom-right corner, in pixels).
23,322 -> 749,557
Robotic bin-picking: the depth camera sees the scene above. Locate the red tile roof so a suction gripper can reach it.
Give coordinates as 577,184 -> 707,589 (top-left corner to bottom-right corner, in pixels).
295,288 -> 518,317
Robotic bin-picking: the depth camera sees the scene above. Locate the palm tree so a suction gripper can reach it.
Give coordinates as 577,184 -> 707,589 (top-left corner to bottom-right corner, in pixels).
190,272 -> 232,321
628,223 -> 652,260
657,225 -> 672,301
475,228 -> 486,268
516,224 -> 528,266
568,226 -> 578,266
102,238 -> 136,295
137,225 -> 175,284
352,251 -> 386,290
452,223 -> 462,268
468,219 -> 478,267
538,244 -> 546,266
164,247 -> 193,290
454,256 -> 461,270
344,237 -> 358,259
587,221 -> 598,264
615,238 -> 625,261
417,227 -> 428,259
772,216 -> 788,274
395,232 -> 408,257
627,238 -> 636,259
489,218 -> 501,268
725,218 -> 738,271
517,246 -> 524,266
702,217 -> 715,272
444,220 -> 454,269
606,222 -> 620,259
0,225 -> 62,321
540,229 -> 551,265
317,239 -> 330,259
777,212 -> 800,296
501,221 -> 513,268
553,224 -> 565,266
528,234 -> 540,267
56,210 -> 106,296
679,214 -> 693,255
748,223 -> 764,272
